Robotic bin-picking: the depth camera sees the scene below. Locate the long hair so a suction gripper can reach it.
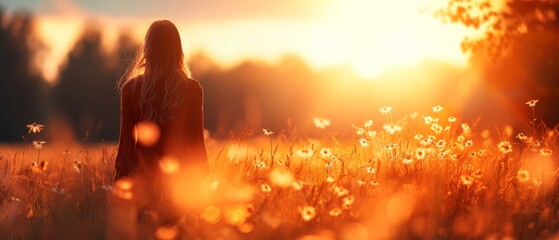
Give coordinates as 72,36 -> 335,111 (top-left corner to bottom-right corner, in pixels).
118,20 -> 192,124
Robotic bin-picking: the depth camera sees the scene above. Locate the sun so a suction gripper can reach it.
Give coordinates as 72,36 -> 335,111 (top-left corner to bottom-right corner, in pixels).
300,0 -> 472,79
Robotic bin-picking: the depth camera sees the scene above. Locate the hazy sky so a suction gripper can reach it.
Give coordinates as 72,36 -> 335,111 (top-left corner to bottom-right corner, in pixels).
2,0 -> 472,81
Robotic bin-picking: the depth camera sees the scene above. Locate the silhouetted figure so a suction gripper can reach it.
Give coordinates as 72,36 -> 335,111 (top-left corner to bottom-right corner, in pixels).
114,20 -> 208,224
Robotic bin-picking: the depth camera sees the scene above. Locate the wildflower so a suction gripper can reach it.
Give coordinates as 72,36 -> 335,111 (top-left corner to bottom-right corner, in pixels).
320,148 -> 332,158
370,181 -> 380,187
333,186 -> 349,196
456,135 -> 465,142
296,148 -> 314,159
26,123 -> 44,134
383,123 -> 402,135
366,131 -> 377,138
364,120 -> 374,128
448,116 -> 457,123
326,176 -> 335,183
430,123 -> 443,134
540,148 -> 553,157
366,166 -> 376,174
410,111 -> 419,119
415,148 -> 427,160
329,208 -> 342,217
313,117 -> 331,129
435,139 -> 446,148
402,155 -> 413,165
255,160 -> 267,169
422,115 -> 435,124
460,176 -> 474,186
356,128 -> 365,136
357,180 -> 366,186
73,160 -> 83,173
358,138 -> 369,148
414,134 -> 424,141
263,129 -> 274,136
516,133 -> 527,141
432,105 -> 443,113
299,206 -> 316,221
379,106 -> 392,114
342,195 -> 355,209
261,183 -> 272,193
517,169 -> 530,183
498,141 -> 513,154
32,140 -> 46,150
525,99 -> 539,107
532,178 -> 542,186
464,140 -> 473,148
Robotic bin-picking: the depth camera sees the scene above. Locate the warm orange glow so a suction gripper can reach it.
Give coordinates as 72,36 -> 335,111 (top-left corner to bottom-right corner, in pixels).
269,167 -> 294,188
30,0 -> 473,82
201,206 -> 221,224
159,156 -> 180,174
135,121 -> 160,147
154,225 -> 178,240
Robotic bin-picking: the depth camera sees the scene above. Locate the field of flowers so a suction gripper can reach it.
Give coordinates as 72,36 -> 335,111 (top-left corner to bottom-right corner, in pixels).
1,100 -> 558,239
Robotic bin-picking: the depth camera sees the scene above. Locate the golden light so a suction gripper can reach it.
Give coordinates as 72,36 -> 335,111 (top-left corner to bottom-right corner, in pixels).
113,178 -> 134,200
31,0 -> 473,82
154,225 -> 178,240
135,121 -> 160,147
159,156 -> 180,174
201,206 -> 221,224
269,167 -> 294,188
223,204 -> 248,226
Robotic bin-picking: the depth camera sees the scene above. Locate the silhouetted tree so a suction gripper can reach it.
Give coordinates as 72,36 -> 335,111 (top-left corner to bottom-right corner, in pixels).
52,26 -> 136,141
0,9 -> 47,141
435,0 -> 559,124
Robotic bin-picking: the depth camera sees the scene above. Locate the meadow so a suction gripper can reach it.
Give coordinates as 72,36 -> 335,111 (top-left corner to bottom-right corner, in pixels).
1,101 -> 558,240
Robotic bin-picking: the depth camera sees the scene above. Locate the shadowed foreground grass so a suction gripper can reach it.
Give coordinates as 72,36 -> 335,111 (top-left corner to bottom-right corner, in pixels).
1,103 -> 559,239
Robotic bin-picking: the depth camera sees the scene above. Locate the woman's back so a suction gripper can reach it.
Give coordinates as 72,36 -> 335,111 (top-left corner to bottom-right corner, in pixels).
116,75 -> 207,179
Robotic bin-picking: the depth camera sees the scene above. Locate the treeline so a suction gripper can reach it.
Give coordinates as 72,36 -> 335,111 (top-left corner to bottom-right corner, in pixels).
2,9 -> 559,142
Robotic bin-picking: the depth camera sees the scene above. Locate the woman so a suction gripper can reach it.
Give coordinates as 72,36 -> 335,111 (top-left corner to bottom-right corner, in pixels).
114,20 -> 208,217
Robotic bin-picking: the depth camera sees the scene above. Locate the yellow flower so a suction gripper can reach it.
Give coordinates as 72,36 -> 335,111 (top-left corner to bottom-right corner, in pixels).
498,141 -> 513,154
320,148 -> 332,158
525,99 -> 539,107
32,140 -> 46,150
460,175 -> 473,186
261,183 -> 272,193
379,106 -> 392,114
358,138 -> 369,148
364,120 -> 374,128
402,156 -> 413,165
263,128 -> 274,136
313,117 -> 331,129
329,208 -> 342,217
415,148 -> 427,160
517,169 -> 530,183
448,116 -> 457,123
516,133 -> 527,141
432,105 -> 443,113
540,148 -> 553,157
383,123 -> 402,135
299,206 -> 316,221
26,123 -> 44,134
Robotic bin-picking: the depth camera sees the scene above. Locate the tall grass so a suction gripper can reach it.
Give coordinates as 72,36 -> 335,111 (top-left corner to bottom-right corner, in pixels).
0,102 -> 558,239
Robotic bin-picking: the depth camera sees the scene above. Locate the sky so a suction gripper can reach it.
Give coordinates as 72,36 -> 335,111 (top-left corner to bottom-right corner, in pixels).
2,0 -> 474,81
